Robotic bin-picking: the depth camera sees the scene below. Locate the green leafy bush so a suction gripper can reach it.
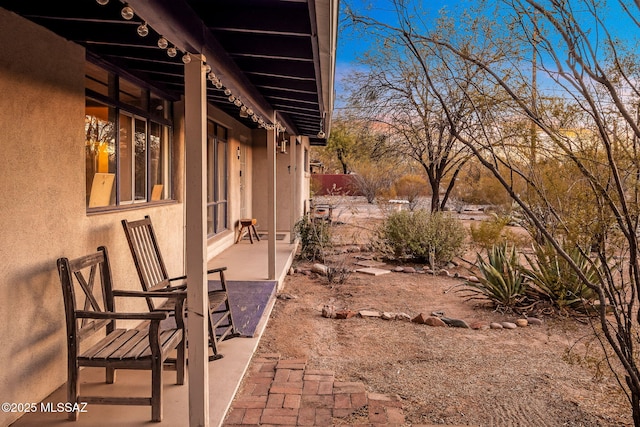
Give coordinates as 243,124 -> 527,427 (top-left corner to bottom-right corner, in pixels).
462,243 -> 528,309
295,214 -> 331,261
375,210 -> 466,266
522,242 -> 598,310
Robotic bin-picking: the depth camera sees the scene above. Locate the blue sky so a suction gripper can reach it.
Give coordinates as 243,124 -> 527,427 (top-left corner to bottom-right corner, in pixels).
333,0 -> 640,109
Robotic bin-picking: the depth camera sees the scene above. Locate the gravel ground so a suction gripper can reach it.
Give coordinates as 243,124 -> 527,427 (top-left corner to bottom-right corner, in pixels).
257,199 -> 633,426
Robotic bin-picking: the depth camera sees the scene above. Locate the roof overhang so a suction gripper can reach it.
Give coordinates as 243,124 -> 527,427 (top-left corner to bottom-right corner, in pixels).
0,0 -> 337,141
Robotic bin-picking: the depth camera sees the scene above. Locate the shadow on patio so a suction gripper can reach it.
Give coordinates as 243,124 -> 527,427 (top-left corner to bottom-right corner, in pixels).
11,235 -> 297,427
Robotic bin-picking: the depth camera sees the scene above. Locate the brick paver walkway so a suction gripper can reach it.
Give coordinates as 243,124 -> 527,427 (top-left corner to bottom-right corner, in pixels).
223,353 -> 406,426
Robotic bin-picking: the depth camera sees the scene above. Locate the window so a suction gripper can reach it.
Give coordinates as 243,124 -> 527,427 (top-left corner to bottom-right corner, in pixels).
207,121 -> 228,236
85,62 -> 173,210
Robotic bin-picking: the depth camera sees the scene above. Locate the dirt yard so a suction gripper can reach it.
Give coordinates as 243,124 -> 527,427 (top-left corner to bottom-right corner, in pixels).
256,198 -> 633,426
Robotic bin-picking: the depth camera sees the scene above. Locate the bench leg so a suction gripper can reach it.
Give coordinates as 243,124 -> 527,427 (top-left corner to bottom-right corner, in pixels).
151,355 -> 163,422
106,367 -> 115,384
68,360 -> 79,421
250,225 -> 260,242
176,335 -> 186,385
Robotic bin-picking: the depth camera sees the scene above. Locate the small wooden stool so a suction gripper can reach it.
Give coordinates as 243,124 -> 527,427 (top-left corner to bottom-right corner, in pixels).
236,218 -> 260,244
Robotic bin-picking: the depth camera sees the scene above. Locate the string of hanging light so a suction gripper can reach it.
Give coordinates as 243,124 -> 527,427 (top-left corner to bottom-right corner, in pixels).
94,0 -> 285,134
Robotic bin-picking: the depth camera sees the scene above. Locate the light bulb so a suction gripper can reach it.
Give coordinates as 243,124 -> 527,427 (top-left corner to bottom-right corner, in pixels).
246,108 -> 253,116
215,81 -> 223,89
182,52 -> 192,64
224,89 -> 231,96
167,47 -> 177,57
136,23 -> 149,37
157,37 -> 168,49
234,99 -> 242,107
228,95 -> 236,103
205,64 -> 212,74
96,0 -> 109,5
251,115 -> 258,122
207,72 -> 216,81
121,6 -> 134,20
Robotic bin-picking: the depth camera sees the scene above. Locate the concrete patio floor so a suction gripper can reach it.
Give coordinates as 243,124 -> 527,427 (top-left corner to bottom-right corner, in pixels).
10,235 -> 297,427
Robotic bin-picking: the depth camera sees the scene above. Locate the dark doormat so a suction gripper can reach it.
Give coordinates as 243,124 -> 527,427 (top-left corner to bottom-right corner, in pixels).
209,280 -> 277,337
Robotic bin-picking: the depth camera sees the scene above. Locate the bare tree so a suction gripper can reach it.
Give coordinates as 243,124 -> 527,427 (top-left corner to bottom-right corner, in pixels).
349,0 -> 640,423
343,9 -> 491,211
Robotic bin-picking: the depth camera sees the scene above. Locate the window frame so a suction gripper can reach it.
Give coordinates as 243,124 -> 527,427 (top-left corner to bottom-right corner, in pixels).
206,120 -> 229,237
85,60 -> 174,213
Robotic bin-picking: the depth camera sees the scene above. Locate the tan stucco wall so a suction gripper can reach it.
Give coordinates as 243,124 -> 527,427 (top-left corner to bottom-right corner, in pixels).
251,134 -> 311,231
0,10 -> 186,425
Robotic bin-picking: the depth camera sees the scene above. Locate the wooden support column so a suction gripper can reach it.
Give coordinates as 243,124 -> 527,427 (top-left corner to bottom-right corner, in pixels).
289,136 -> 298,243
184,54 -> 209,427
267,119 -> 277,280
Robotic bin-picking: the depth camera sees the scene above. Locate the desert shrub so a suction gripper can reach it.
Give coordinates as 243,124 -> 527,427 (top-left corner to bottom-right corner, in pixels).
295,214 -> 331,261
462,243 -> 528,309
470,214 -> 511,250
375,210 -> 466,266
394,174 -> 428,210
522,241 -> 599,311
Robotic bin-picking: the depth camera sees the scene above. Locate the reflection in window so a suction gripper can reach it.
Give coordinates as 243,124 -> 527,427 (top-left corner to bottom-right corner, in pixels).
85,101 -> 116,207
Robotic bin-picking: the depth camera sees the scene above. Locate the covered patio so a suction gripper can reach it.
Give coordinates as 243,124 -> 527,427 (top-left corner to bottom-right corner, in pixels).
10,236 -> 297,427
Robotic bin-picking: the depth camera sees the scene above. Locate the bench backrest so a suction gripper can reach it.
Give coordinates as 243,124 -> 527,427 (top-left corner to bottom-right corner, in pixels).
57,246 -> 115,351
121,216 -> 171,310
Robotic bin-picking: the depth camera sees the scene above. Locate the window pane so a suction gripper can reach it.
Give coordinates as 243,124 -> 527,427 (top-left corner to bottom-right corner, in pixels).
134,118 -> 147,201
119,113 -> 133,203
149,122 -> 167,201
86,100 -> 116,207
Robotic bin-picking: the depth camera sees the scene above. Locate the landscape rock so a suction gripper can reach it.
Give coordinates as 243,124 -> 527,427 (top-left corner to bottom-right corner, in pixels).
312,263 -> 329,275
527,317 -> 543,325
490,322 -> 504,329
393,266 -> 404,272
441,317 -> 470,328
431,311 -> 445,317
501,322 -> 518,329
516,319 -> 529,327
404,267 -> 417,273
423,316 -> 447,327
381,312 -> 395,320
396,312 -> 412,321
335,310 -> 357,319
411,313 -> 429,324
467,276 -> 480,283
469,321 -> 490,330
359,310 -> 381,318
438,269 -> 451,277
322,305 -> 335,318
277,293 -> 298,300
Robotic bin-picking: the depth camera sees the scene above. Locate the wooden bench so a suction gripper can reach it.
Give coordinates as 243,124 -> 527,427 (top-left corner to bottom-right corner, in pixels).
122,216 -> 238,360
57,246 -> 186,422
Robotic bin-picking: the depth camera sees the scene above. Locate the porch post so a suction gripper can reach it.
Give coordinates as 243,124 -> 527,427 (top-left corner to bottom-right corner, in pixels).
267,117 -> 277,280
289,136 -> 298,244
184,54 -> 210,427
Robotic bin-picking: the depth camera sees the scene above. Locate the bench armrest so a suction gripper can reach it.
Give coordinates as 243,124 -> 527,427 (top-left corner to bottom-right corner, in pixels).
113,289 -> 187,299
75,310 -> 168,321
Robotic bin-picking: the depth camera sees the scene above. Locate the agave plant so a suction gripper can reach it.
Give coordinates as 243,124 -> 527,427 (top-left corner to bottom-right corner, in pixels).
462,243 -> 528,309
521,241 -> 598,311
